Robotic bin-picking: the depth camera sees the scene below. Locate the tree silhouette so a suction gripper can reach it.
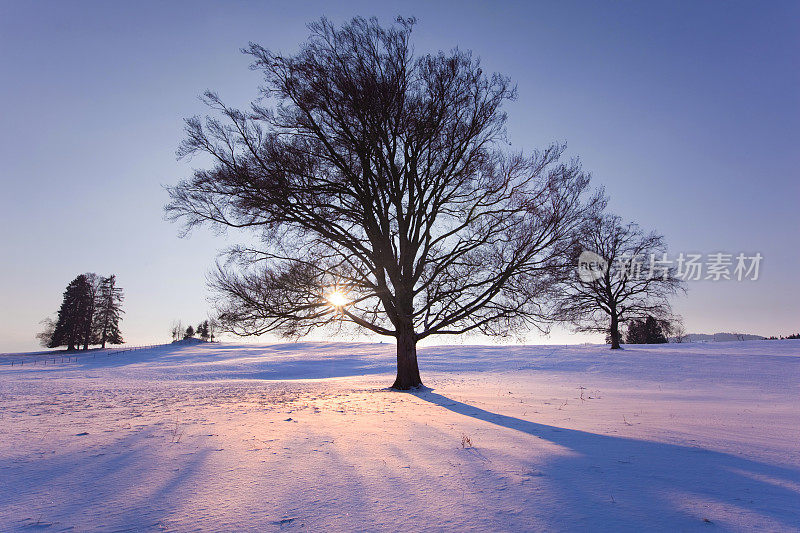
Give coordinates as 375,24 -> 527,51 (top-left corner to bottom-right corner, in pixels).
197,320 -> 210,341
49,274 -> 95,351
171,320 -> 184,342
626,316 -> 668,344
167,17 -> 601,388
670,320 -> 688,343
555,214 -> 684,349
45,273 -> 122,350
93,275 -> 124,348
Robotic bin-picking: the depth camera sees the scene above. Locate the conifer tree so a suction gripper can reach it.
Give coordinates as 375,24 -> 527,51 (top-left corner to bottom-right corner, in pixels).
197,320 -> 210,341
49,275 -> 94,351
625,316 -> 668,344
94,275 -> 124,348
81,273 -> 101,350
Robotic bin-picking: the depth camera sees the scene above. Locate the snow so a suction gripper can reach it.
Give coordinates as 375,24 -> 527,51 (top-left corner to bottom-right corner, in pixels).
1,340 -> 798,531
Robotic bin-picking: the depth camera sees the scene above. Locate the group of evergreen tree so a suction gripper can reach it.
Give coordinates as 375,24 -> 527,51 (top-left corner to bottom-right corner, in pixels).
625,316 -> 668,344
196,320 -> 212,341
171,319 -> 216,342
42,273 -> 124,351
767,332 -> 800,340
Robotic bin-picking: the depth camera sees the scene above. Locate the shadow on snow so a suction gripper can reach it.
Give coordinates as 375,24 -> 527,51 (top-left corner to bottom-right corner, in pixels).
414,389 -> 800,530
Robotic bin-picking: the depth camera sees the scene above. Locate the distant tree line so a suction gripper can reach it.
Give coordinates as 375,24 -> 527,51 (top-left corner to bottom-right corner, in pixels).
767,332 -> 800,340
39,274 -> 124,351
170,319 -> 218,343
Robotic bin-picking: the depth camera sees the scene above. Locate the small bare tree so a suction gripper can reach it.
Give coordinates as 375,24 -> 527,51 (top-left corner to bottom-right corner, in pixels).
170,320 -> 183,342
36,317 -> 56,348
555,214 -> 684,349
206,317 -> 220,343
671,320 -> 688,343
167,17 -> 601,388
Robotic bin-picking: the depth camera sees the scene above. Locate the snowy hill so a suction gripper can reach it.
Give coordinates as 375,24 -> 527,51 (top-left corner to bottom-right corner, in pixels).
681,332 -> 767,342
1,340 -> 798,531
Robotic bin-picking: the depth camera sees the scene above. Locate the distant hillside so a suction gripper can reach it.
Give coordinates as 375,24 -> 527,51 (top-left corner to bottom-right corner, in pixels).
677,332 -> 766,343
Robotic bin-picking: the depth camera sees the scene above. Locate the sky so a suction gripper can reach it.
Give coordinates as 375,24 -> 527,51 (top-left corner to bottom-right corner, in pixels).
1,1 -> 798,352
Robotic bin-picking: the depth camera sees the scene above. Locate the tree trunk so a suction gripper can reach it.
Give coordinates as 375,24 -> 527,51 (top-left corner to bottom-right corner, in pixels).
610,312 -> 621,350
392,322 -> 422,390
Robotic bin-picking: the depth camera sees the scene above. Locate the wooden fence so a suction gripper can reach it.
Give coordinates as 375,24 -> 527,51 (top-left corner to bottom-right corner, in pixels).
3,343 -> 170,367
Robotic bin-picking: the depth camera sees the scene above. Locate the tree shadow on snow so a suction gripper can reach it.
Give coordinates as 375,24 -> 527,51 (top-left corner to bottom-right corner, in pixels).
63,342 -> 398,380
415,390 -> 800,531
0,428 -> 213,531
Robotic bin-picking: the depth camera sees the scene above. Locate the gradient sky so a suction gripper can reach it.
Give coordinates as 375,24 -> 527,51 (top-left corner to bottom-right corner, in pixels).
1,1 -> 798,352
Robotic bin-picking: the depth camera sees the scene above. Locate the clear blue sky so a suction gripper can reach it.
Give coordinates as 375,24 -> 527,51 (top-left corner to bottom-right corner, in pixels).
1,1 -> 798,352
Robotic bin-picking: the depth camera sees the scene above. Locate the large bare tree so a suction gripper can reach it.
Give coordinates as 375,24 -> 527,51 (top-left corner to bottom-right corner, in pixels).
166,17 -> 601,388
555,214 -> 685,349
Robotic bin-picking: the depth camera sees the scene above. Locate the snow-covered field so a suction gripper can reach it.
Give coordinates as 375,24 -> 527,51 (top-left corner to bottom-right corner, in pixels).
1,340 -> 798,532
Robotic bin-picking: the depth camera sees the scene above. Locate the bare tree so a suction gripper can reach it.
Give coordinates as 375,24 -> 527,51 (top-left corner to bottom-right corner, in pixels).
555,214 -> 684,349
166,17 -> 601,388
671,320 -> 688,343
170,320 -> 184,342
206,317 -> 220,343
36,317 -> 56,348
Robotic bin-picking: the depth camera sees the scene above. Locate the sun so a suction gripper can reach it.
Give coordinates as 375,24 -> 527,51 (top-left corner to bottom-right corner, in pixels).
327,290 -> 350,308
